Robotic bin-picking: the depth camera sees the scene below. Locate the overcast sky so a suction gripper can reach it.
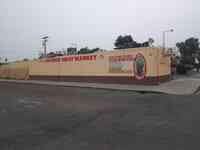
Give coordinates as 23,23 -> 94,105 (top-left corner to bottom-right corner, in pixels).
0,0 -> 200,61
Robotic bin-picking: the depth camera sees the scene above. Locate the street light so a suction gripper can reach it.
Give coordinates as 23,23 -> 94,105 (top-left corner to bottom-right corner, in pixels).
163,29 -> 174,53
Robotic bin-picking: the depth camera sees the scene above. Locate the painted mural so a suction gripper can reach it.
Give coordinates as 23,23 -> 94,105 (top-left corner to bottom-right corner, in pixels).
134,53 -> 147,80
109,55 -> 134,74
0,48 -> 171,84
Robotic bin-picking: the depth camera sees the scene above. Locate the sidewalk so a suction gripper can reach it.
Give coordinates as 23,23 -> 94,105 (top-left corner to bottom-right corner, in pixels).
1,77 -> 200,95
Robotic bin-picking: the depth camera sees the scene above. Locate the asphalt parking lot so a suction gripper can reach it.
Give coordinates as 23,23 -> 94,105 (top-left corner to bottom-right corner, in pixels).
0,82 -> 200,150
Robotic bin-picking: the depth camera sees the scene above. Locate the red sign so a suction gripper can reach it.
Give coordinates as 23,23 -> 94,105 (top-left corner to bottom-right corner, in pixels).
43,55 -> 97,63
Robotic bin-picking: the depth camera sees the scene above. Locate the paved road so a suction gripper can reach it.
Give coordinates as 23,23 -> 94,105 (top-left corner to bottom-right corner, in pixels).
0,82 -> 200,150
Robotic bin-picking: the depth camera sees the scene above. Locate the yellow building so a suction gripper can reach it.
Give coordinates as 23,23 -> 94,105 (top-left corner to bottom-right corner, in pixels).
29,47 -> 171,85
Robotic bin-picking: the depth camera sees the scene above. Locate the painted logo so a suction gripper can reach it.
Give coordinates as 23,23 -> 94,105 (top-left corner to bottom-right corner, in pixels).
109,55 -> 134,74
134,53 -> 146,80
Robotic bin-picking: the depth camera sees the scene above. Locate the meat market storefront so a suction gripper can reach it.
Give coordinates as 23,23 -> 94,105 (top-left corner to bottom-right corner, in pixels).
29,47 -> 171,85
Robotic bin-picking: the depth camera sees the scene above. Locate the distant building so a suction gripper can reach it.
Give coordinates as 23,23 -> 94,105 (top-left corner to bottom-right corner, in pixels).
67,47 -> 77,55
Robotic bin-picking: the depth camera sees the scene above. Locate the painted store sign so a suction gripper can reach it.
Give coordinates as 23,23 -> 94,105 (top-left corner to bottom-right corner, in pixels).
109,55 -> 134,74
43,55 -> 97,63
109,53 -> 147,80
43,53 -> 147,80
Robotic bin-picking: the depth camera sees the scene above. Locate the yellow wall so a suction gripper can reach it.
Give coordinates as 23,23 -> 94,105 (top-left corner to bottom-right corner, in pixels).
0,61 -> 30,80
30,48 -> 171,78
0,48 -> 171,81
159,55 -> 171,76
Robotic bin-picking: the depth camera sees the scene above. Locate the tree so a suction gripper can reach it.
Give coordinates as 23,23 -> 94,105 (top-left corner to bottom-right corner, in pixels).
114,35 -> 137,49
114,35 -> 152,49
176,37 -> 200,64
0,57 -> 2,65
78,47 -> 100,54
90,48 -> 100,53
78,47 -> 91,54
5,58 -> 8,63
23,58 -> 29,61
176,37 -> 199,57
148,38 -> 155,47
176,37 -> 200,74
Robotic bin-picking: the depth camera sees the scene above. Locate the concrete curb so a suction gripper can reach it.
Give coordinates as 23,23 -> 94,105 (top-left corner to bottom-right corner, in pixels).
0,79 -> 200,95
0,79 -> 164,94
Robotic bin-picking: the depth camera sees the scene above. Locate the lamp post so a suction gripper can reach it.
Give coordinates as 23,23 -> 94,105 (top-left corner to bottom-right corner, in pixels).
162,29 -> 174,53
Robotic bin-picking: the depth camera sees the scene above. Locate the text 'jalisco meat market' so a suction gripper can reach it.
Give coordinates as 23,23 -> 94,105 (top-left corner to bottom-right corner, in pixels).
44,55 -> 97,63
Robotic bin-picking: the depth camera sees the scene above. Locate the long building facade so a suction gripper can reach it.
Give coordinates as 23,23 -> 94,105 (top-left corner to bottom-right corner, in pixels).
29,47 -> 171,85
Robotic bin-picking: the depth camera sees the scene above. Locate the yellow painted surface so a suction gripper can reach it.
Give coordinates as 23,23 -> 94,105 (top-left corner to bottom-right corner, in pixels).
30,47 -> 171,78
159,55 -> 171,76
0,61 -> 30,79
0,48 -> 171,81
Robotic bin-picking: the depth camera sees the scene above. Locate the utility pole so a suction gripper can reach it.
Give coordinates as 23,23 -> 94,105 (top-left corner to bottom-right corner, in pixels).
41,36 -> 49,58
